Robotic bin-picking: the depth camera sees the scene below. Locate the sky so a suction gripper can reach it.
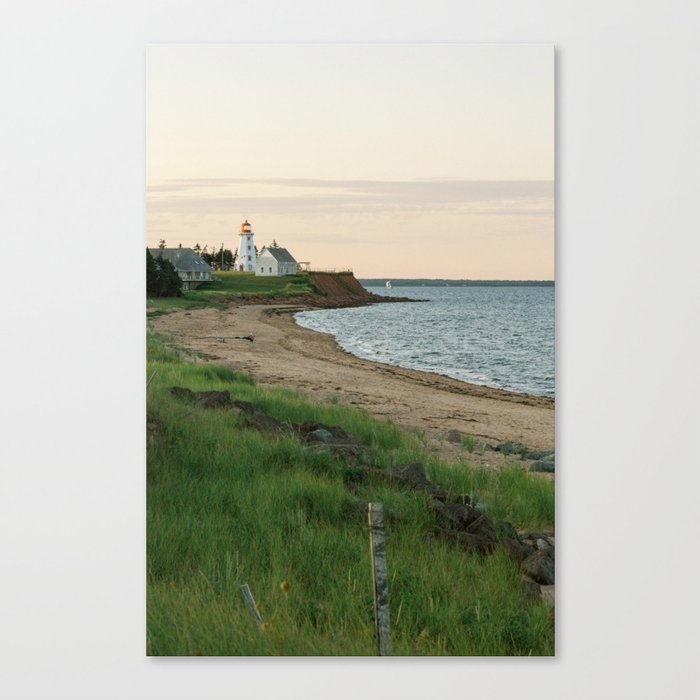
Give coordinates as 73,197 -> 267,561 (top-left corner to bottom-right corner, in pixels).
147,44 -> 553,279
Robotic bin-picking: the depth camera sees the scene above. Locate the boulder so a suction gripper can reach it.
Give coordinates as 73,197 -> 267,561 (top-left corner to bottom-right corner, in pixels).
196,391 -> 233,409
540,585 -> 555,607
232,400 -> 285,432
428,500 -> 483,530
446,429 -> 463,444
525,450 -> 554,461
521,549 -> 555,585
305,428 -> 334,444
434,527 -> 494,555
501,537 -> 533,564
521,576 -> 542,600
530,459 -> 555,473
495,442 -> 526,456
169,387 -> 232,409
388,462 -> 445,497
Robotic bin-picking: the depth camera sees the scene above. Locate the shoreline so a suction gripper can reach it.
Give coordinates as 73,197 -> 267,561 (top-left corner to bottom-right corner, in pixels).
149,299 -> 554,464
292,307 -> 554,401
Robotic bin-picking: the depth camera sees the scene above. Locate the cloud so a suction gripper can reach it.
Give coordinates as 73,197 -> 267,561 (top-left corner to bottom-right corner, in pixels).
147,177 -> 553,217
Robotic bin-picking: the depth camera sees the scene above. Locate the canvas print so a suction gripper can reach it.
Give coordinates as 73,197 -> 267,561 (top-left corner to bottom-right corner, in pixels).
146,44 -> 554,656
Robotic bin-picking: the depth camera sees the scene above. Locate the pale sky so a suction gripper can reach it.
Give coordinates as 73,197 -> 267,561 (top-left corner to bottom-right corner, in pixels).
147,44 -> 553,279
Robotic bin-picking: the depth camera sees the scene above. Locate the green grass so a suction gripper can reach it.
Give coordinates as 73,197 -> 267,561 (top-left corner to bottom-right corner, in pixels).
461,434 -> 477,452
147,332 -> 554,655
147,271 -> 317,311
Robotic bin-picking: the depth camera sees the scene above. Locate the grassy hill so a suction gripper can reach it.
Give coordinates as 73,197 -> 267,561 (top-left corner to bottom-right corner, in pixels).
147,332 -> 554,655
147,272 -> 317,311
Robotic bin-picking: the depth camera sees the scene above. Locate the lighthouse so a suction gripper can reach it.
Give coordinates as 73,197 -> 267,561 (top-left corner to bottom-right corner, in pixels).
236,220 -> 257,272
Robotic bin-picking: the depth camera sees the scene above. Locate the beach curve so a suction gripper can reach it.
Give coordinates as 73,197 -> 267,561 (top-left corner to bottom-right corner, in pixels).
150,302 -> 554,463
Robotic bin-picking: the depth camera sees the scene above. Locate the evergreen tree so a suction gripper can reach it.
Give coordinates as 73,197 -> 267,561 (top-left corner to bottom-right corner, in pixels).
146,249 -> 159,297
146,248 -> 182,297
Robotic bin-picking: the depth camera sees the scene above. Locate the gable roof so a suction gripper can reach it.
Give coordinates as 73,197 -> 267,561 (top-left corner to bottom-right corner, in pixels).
260,247 -> 297,263
149,248 -> 214,273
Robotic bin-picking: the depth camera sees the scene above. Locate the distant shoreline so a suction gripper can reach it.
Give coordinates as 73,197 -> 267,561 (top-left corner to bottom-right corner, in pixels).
360,279 -> 554,287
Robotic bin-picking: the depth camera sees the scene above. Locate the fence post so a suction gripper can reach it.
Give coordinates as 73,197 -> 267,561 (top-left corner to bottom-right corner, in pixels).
240,583 -> 264,630
368,503 -> 391,655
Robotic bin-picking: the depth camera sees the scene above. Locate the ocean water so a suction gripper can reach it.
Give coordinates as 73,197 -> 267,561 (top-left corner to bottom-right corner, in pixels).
294,285 -> 554,397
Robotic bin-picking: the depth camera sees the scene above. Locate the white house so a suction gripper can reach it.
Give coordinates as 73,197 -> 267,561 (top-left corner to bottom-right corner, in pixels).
256,247 -> 298,276
148,248 -> 213,290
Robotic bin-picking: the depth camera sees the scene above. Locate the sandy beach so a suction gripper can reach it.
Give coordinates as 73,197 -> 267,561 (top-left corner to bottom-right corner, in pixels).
150,301 -> 554,465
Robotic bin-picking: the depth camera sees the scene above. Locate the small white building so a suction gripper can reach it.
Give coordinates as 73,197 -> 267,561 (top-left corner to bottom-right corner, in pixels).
256,247 -> 298,276
236,220 -> 257,272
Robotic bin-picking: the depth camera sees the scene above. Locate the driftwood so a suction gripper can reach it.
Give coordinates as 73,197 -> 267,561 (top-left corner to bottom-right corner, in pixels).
193,335 -> 254,342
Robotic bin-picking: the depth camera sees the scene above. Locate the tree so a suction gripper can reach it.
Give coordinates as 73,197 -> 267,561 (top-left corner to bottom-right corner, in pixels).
146,248 -> 182,297
158,239 -> 166,249
219,246 -> 234,270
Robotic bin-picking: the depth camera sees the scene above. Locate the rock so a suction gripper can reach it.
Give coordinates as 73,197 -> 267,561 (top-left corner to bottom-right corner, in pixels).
232,400 -> 285,432
169,387 -> 232,409
446,429 -> 463,444
388,462 -> 447,498
530,459 -> 555,473
521,576 -> 541,600
297,422 -> 365,462
297,421 -> 353,441
525,450 -> 554,461
434,527 -> 494,555
305,428 -> 334,444
495,442 -> 526,456
521,549 -> 555,585
519,531 -> 554,547
501,537 -> 533,564
540,585 -> 555,607
196,391 -> 233,409
169,386 -> 196,402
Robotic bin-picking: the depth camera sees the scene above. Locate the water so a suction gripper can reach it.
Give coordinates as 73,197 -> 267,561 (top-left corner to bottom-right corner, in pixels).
294,285 -> 554,397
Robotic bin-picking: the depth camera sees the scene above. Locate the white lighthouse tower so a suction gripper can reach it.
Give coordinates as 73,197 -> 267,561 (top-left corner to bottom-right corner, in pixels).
236,219 -> 257,272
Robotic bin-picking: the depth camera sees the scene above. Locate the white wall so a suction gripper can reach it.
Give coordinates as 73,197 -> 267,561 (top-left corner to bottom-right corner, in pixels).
2,2 -> 700,700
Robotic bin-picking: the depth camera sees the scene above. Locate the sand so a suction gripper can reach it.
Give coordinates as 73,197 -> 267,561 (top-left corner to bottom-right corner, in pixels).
150,301 -> 554,466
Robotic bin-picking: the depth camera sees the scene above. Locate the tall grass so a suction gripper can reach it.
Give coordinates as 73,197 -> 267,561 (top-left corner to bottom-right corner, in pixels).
147,332 -> 554,655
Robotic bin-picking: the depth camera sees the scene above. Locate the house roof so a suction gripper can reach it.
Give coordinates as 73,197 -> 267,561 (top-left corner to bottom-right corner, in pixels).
149,248 -> 213,273
260,247 -> 297,263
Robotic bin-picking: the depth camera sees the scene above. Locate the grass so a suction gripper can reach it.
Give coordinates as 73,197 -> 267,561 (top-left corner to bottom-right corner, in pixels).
147,332 -> 554,655
461,434 -> 477,452
146,271 -> 317,311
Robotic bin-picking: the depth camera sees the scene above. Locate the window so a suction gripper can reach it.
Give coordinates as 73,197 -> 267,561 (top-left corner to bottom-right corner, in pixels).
269,267 -> 272,273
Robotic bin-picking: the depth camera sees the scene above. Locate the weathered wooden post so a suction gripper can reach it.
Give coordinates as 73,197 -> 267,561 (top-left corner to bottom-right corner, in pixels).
240,583 -> 264,630
368,502 -> 391,655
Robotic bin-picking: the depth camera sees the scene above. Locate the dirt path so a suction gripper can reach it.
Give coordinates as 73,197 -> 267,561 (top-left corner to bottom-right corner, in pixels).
150,302 -> 554,466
